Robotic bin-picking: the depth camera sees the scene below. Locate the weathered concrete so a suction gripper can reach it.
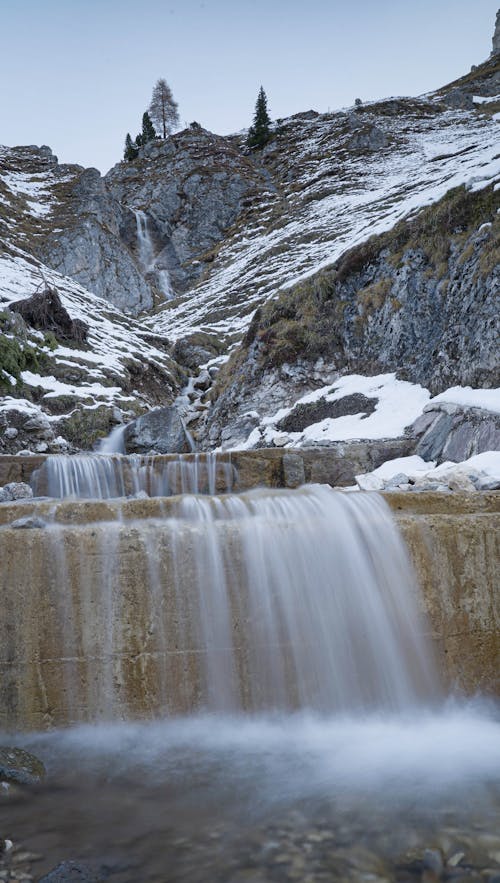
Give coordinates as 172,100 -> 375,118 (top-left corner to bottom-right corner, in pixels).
0,492 -> 498,731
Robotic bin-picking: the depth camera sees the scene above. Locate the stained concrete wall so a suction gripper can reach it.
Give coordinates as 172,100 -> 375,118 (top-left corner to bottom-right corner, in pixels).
0,492 -> 498,732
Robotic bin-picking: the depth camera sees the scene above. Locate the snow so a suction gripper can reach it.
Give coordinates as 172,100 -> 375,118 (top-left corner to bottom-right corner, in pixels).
20,371 -> 131,403
232,374 -> 431,450
473,94 -> 500,104
355,451 -> 500,491
370,455 -> 434,480
429,386 -> 500,415
0,396 -> 46,416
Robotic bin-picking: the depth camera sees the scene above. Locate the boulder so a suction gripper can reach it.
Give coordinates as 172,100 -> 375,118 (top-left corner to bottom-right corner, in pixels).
123,407 -> 191,454
442,89 -> 474,110
415,405 -> 500,464
0,482 -> 33,502
11,515 -> 46,529
0,746 -> 45,785
348,125 -> 388,151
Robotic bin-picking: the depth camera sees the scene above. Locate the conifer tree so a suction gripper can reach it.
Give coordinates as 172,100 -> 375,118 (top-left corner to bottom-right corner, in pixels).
141,111 -> 157,143
124,133 -> 139,162
247,86 -> 272,149
148,78 -> 180,139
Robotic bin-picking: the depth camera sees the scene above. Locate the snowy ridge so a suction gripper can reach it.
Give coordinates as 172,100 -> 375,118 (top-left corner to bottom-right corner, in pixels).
149,102 -> 499,343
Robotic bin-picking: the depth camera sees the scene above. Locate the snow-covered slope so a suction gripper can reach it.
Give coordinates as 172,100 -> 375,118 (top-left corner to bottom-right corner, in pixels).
149,96 -> 499,344
0,248 -> 181,450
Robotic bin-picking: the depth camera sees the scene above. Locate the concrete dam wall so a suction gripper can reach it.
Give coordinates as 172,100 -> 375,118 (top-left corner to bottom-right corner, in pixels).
0,490 -> 498,732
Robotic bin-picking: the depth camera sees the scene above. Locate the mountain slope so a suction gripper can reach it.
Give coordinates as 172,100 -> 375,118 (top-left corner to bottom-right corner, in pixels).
203,181 -> 499,449
146,79 -> 499,347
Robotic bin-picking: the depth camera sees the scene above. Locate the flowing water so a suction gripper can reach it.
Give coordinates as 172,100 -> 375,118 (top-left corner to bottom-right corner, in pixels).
134,209 -> 173,299
2,481 -> 500,881
31,451 -> 235,498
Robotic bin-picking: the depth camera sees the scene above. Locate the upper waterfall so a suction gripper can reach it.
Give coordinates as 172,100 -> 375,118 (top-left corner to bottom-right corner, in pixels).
133,209 -> 173,299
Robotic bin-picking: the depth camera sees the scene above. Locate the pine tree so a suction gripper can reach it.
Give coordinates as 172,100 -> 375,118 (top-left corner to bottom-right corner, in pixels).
141,111 -> 157,143
148,78 -> 180,139
124,133 -> 139,162
247,86 -> 271,149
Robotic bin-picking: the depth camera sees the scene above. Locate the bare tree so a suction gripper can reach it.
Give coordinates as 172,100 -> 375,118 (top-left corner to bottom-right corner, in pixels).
148,78 -> 180,139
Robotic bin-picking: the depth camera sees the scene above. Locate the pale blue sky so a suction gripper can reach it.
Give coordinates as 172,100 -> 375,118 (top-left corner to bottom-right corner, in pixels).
1,0 -> 497,173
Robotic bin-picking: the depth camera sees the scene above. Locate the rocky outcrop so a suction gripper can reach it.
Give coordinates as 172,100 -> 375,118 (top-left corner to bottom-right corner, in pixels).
36,166 -> 155,315
10,287 -> 88,344
106,127 -> 273,294
0,146 -> 154,315
415,403 -> 500,463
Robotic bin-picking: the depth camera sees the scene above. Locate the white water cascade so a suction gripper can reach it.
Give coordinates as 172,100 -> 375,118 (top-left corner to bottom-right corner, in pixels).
33,485 -> 438,718
31,452 -> 235,499
134,209 -> 173,299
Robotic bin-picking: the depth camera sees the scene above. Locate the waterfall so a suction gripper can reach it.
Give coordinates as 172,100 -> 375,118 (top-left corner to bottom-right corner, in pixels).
31,452 -> 235,499
10,485 -> 439,722
97,424 -> 126,454
133,209 -> 174,299
134,209 -> 155,270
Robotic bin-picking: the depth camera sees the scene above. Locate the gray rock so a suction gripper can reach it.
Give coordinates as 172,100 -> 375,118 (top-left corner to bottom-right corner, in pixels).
124,406 -> 191,454
4,427 -> 18,439
411,411 -> 437,436
39,861 -> 108,882
475,475 -> 500,491
11,516 -> 47,529
442,422 -> 478,462
442,88 -> 474,109
416,408 -> 500,464
0,746 -> 45,785
3,482 -> 33,500
193,369 -> 211,391
416,413 -> 455,461
282,453 -> 306,488
383,472 -> 410,489
0,488 -> 11,503
23,412 -> 52,434
349,125 -> 388,151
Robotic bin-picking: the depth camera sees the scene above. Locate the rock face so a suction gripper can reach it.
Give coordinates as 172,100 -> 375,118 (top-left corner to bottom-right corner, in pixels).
0,146 -> 154,315
492,8 -> 500,55
205,183 -> 499,448
37,166 -> 155,315
105,126 -> 272,294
